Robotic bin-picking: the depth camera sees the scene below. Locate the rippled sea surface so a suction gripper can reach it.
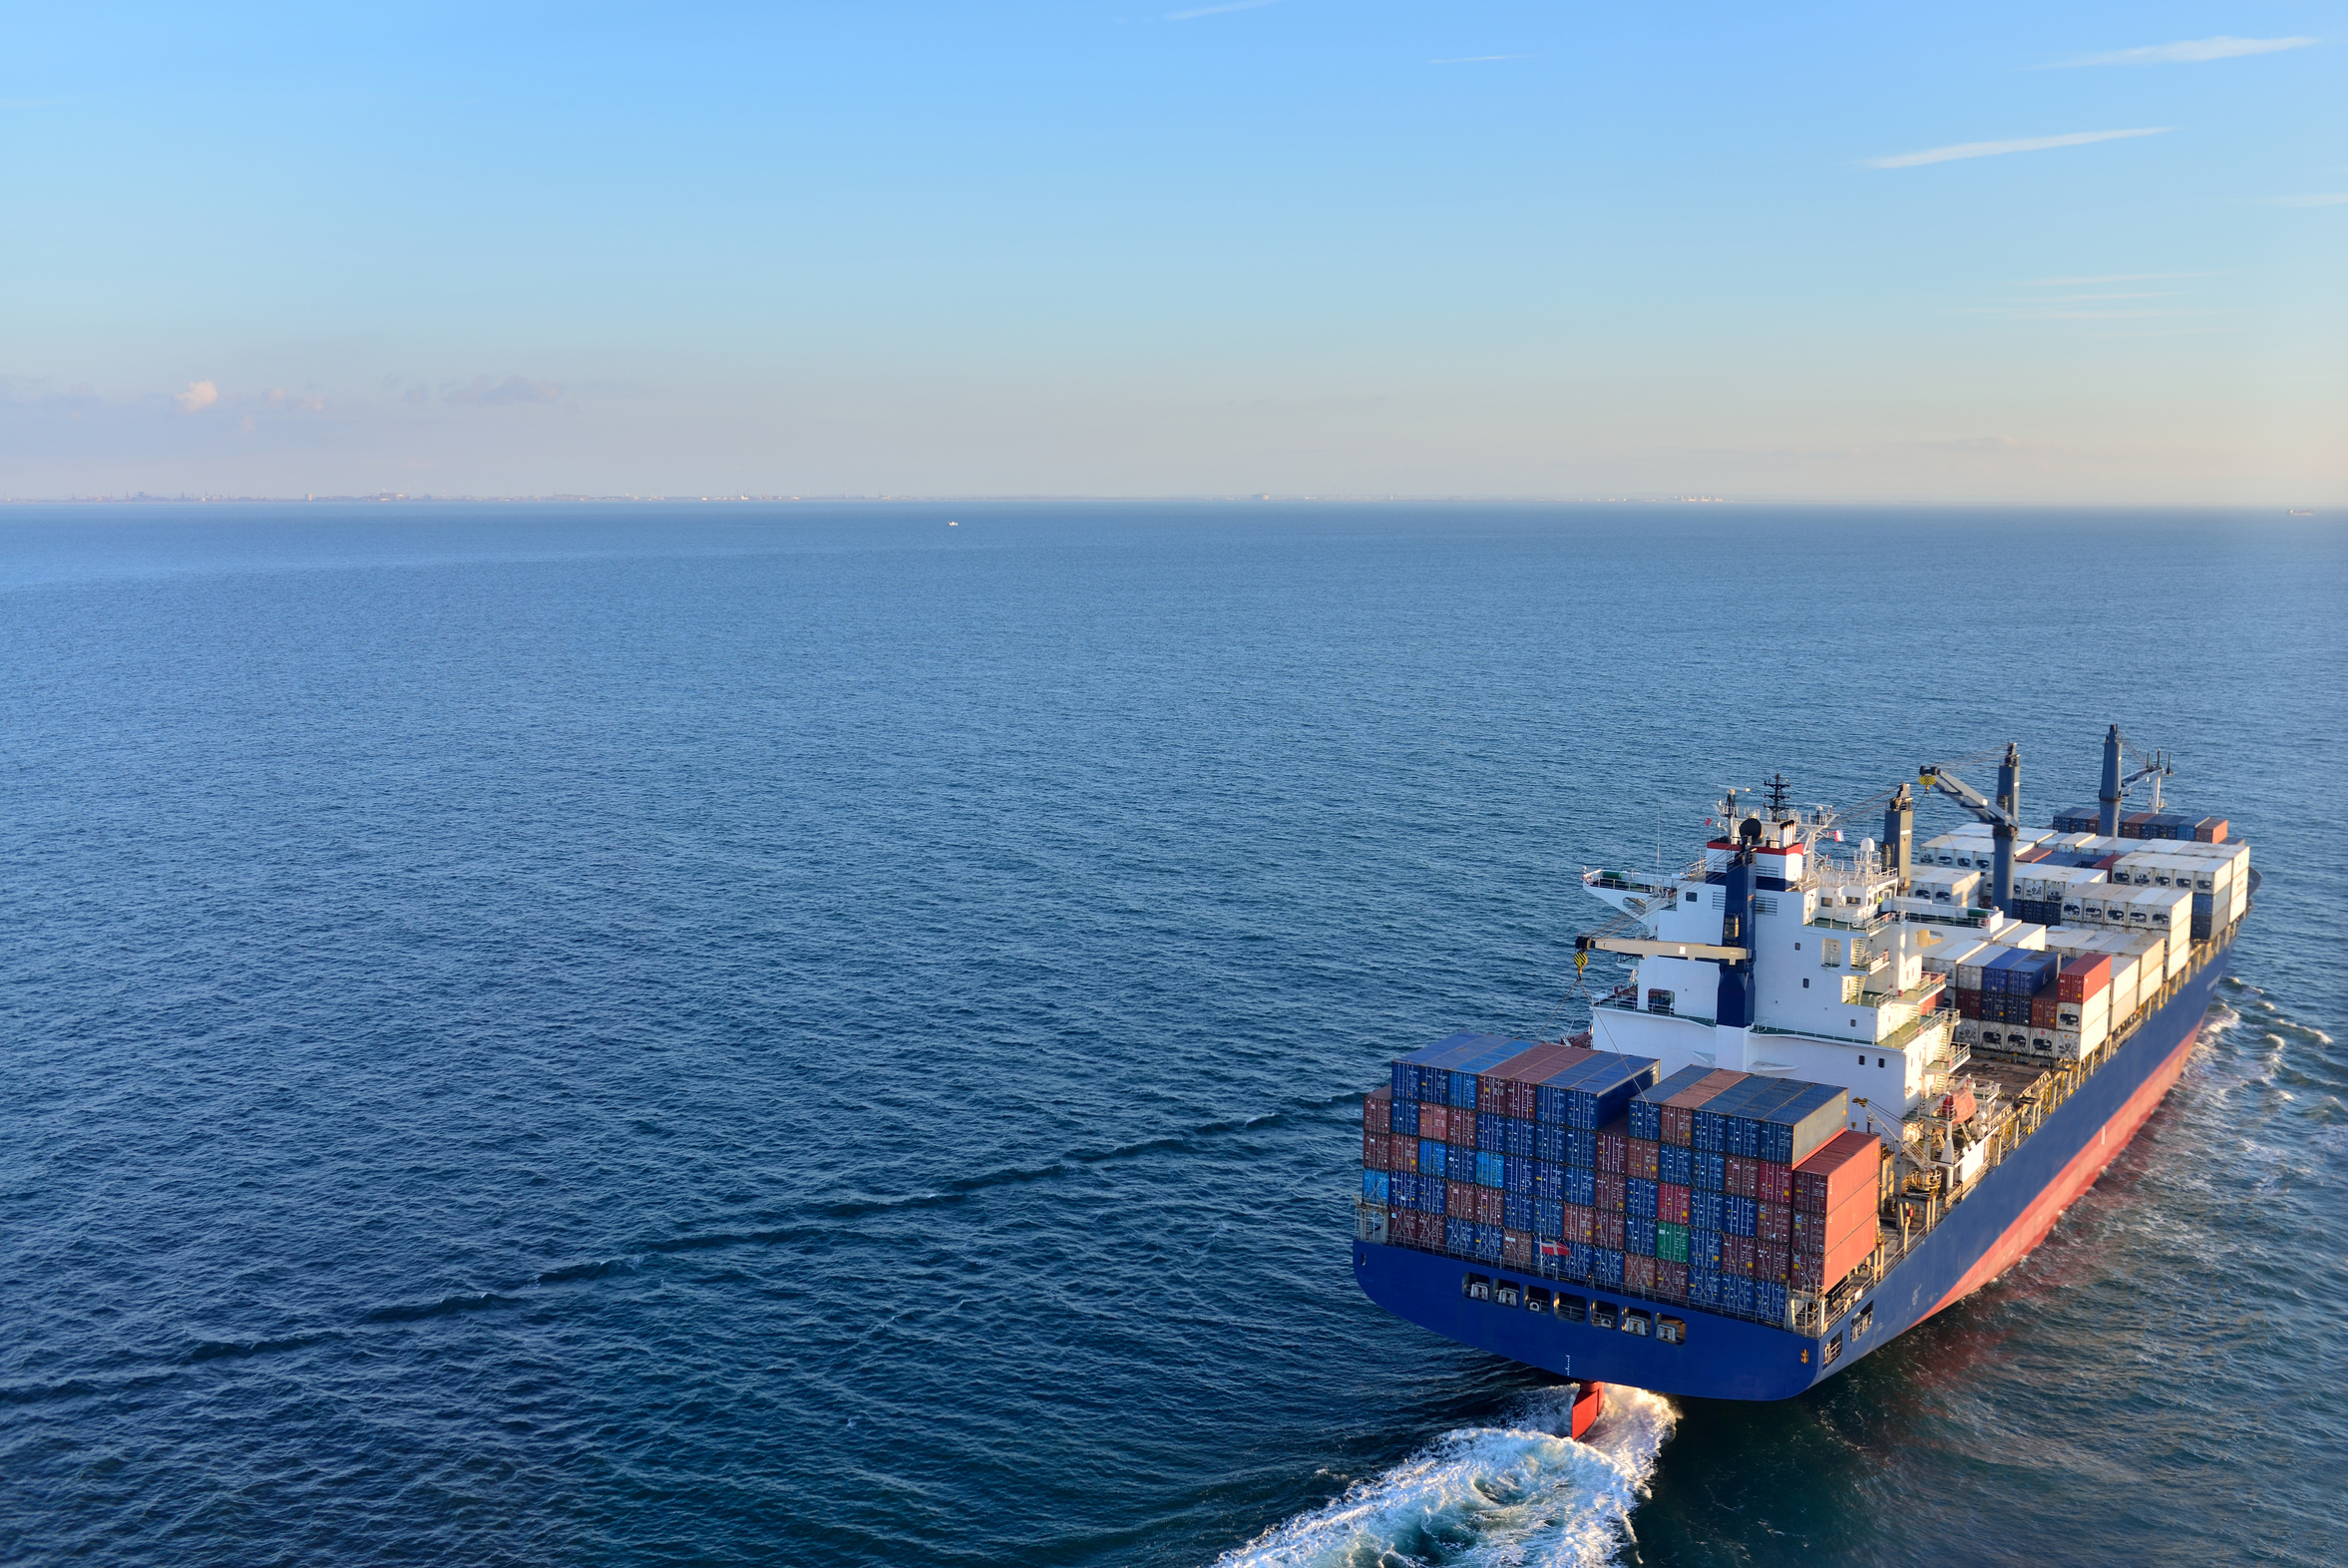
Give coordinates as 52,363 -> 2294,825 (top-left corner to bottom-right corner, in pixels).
4,504 -> 2343,1566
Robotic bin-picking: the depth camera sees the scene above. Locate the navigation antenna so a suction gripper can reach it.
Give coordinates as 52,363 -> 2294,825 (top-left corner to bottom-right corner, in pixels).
1765,772 -> 1793,824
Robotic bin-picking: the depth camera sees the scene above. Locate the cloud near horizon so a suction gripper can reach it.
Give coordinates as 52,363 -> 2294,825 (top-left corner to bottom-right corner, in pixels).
443,374 -> 565,406
2048,36 -> 2317,68
1164,0 -> 1280,19
1865,128 -> 2169,169
172,379 -> 219,413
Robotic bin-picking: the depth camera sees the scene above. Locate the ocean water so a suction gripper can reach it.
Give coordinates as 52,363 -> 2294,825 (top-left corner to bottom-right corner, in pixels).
2,503 -> 2342,1567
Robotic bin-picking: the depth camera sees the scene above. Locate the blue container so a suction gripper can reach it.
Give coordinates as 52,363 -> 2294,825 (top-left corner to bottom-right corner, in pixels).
1753,1081 -> 1848,1167
1626,1176 -> 1658,1221
1389,1097 -> 1420,1138
1563,1128 -> 1596,1169
1363,1169 -> 1389,1204
1533,1161 -> 1563,1202
1534,1123 -> 1566,1162
1556,1241 -> 1593,1281
1718,1274 -> 1755,1315
1628,1098 -> 1661,1141
1534,1053 -> 1661,1130
1445,1217 -> 1474,1256
1725,1194 -> 1760,1238
1689,1227 -> 1724,1272
1658,1142 -> 1693,1187
1591,1247 -> 1626,1286
1690,1190 -> 1725,1233
1693,1149 -> 1726,1192
1419,1140 -> 1447,1181
1474,1223 -> 1505,1263
1534,1197 -> 1564,1238
1564,1166 -> 1596,1208
1506,1118 -> 1535,1159
1477,1115 -> 1507,1154
1686,1268 -> 1721,1308
1752,1280 -> 1789,1322
1626,1215 -> 1657,1256
1475,1151 -> 1505,1188
1419,1176 -> 1445,1216
1504,1155 -> 1535,1195
1503,1192 -> 1534,1232
1392,1172 -> 1421,1211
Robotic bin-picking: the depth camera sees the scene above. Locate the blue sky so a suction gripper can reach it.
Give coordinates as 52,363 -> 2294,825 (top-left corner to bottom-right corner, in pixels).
4,2 -> 2342,501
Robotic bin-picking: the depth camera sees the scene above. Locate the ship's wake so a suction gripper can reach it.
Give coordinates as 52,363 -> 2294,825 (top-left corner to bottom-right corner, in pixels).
1214,1384 -> 1677,1568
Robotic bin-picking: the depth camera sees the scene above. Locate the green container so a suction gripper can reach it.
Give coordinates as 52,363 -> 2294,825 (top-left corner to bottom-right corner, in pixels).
1655,1222 -> 1691,1264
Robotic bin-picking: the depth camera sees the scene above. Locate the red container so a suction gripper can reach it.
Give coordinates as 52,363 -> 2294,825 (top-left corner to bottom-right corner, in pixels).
1418,1102 -> 1449,1143
1756,1200 -> 1790,1247
1502,1229 -> 1533,1269
1791,1187 -> 1875,1255
1561,1204 -> 1595,1245
1391,1136 -> 1418,1174
2031,993 -> 2060,1028
1792,1131 -> 1882,1216
1722,1233 -> 1755,1276
1790,1219 -> 1879,1292
1656,1181 -> 1691,1226
1724,1156 -> 1758,1200
1627,1138 -> 1661,1182
1363,1086 -> 1391,1135
1596,1210 -> 1626,1251
1753,1162 -> 1792,1207
1753,1244 -> 1790,1284
1449,1111 -> 1479,1151
2056,954 -> 2112,1002
1654,1260 -> 1688,1301
1596,1172 -> 1627,1213
1447,1178 -> 1477,1217
1956,988 -> 1982,1019
1476,1186 -> 1505,1226
1658,1068 -> 1746,1148
1624,1254 -> 1657,1293
1597,1119 -> 1630,1176
1362,1131 -> 1389,1171
2195,818 -> 2227,843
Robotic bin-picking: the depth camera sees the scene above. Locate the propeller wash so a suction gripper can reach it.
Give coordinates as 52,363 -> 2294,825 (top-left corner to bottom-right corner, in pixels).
1352,726 -> 2253,1403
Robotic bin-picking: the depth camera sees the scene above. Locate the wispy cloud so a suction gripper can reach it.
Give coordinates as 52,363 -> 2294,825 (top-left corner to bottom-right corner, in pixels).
1429,55 -> 1526,65
1864,128 -> 2169,169
2045,36 -> 2316,68
172,379 -> 219,414
2263,193 -> 2348,206
2020,272 -> 2208,285
443,374 -> 564,406
1164,0 -> 1280,19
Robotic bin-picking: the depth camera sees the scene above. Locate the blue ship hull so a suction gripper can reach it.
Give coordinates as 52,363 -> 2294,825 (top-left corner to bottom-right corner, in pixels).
1352,931 -> 2231,1400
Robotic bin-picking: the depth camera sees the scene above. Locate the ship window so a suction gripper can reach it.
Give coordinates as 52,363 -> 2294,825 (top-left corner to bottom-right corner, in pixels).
1803,979 -> 1809,988
1590,1300 -> 1619,1330
1856,1304 -> 1874,1336
1622,1309 -> 1652,1337
1824,1333 -> 1843,1365
1526,1287 -> 1552,1313
1462,1274 -> 1492,1302
1658,1316 -> 1687,1345
1555,1294 -> 1587,1324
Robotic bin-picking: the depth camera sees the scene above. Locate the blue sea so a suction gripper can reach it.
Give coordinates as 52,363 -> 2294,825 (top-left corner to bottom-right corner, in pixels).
3,503 -> 2342,1566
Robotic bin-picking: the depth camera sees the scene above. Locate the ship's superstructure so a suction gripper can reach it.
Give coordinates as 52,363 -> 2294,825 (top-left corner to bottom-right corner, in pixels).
1351,728 -> 2252,1401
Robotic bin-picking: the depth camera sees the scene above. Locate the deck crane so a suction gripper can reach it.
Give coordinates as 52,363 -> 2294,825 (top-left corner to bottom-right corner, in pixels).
2097,723 -> 2173,832
1915,743 -> 2023,914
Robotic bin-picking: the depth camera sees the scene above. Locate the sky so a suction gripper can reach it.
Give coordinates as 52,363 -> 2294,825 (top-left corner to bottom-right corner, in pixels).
3,2 -> 2343,502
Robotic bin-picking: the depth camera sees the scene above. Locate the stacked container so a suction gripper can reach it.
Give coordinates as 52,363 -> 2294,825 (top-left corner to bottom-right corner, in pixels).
1601,1069 -> 1861,1322
1367,1032 -> 1656,1271
1787,1129 -> 1883,1295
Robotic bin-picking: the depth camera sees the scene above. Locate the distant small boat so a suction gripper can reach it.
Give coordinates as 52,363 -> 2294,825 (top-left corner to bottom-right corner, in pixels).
948,520 -> 959,527
2288,509 -> 2312,517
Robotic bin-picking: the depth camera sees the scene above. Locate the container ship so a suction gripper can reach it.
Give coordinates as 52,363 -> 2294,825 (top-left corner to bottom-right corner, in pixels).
1351,727 -> 2253,1406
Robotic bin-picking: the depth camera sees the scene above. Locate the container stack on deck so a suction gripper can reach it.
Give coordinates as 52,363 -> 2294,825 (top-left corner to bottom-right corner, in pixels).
1360,1032 -> 1653,1271
1362,1041 -> 1886,1322
1915,817 -> 2252,1062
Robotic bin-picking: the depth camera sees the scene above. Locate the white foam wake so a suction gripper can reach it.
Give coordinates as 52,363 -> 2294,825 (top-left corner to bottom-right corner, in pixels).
1214,1384 -> 1677,1568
